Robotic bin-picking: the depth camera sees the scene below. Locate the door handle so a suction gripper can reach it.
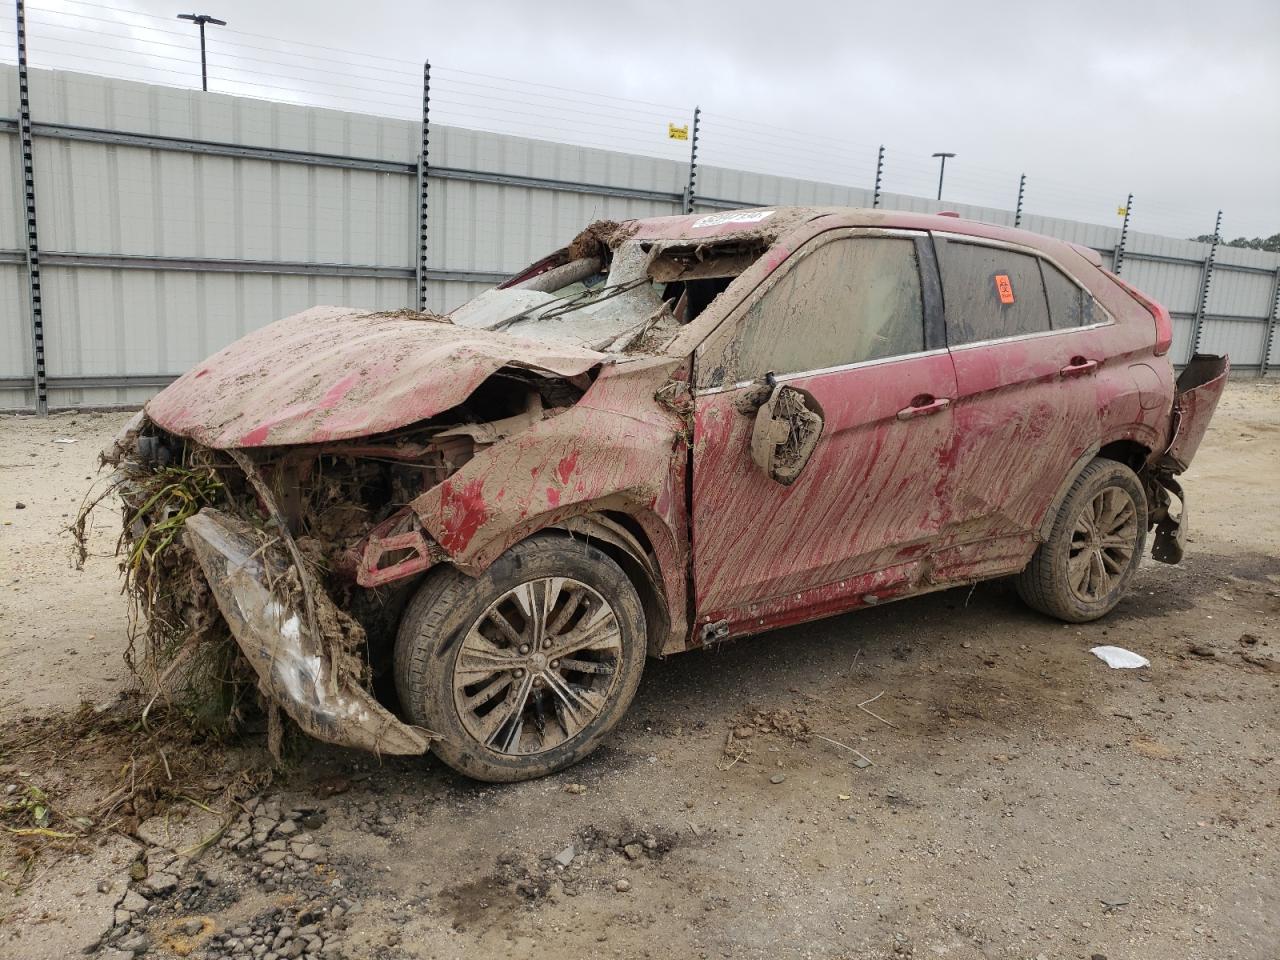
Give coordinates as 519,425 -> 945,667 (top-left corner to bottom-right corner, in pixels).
1060,357 -> 1098,378
896,396 -> 951,420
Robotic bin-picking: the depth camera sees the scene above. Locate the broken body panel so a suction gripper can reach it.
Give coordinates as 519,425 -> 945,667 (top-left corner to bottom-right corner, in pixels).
1149,354 -> 1231,563
185,509 -> 433,755
121,207 -> 1226,757
146,306 -> 606,448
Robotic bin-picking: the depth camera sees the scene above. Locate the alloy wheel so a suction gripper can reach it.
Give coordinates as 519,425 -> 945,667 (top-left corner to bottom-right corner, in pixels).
1067,486 -> 1138,602
451,577 -> 623,756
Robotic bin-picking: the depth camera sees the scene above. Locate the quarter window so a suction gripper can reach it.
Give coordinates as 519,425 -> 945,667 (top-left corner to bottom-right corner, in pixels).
938,241 -> 1051,344
709,236 -> 925,384
1041,260 -> 1087,329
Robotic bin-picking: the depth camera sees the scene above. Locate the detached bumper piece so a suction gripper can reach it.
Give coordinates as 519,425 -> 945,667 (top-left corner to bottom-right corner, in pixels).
184,508 -> 433,756
1149,353 -> 1229,566
1150,474 -> 1187,565
1163,355 -> 1230,472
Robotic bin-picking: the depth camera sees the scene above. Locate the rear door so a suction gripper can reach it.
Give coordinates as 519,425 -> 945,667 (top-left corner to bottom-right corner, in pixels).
931,235 -> 1112,581
689,228 -> 957,631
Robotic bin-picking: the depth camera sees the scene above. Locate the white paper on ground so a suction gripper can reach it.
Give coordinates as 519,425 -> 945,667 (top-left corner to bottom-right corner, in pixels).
1090,645 -> 1150,669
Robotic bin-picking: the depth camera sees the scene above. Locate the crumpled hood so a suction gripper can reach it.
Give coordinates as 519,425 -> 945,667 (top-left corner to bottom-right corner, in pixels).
146,306 -> 608,449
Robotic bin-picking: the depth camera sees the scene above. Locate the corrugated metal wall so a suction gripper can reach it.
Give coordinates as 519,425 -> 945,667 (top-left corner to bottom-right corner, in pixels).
1,64 -> 26,401
2,67 -> 423,409
2,65 -> 1278,411
428,120 -> 685,313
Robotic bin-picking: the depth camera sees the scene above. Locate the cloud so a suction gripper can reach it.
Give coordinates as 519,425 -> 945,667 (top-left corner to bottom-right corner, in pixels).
17,0 -> 1280,236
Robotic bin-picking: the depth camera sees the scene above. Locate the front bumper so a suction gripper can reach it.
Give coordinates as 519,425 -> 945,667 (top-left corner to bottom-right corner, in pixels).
184,508 -> 434,756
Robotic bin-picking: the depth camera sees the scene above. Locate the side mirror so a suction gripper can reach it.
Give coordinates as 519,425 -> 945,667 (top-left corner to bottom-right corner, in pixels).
749,384 -> 824,485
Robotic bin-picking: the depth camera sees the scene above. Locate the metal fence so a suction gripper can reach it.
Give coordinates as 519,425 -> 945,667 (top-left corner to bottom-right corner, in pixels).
2,59 -> 1278,412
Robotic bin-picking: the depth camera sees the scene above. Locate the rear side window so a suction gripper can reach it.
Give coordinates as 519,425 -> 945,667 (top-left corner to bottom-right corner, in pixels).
938,241 -> 1051,345
715,236 -> 924,382
1041,261 -> 1086,329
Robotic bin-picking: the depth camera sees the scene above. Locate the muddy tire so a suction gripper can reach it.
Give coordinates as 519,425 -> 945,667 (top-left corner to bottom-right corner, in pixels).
394,533 -> 646,782
1016,458 -> 1148,623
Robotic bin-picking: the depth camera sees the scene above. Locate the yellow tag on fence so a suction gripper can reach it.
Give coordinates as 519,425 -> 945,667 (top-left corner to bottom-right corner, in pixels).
668,123 -> 689,141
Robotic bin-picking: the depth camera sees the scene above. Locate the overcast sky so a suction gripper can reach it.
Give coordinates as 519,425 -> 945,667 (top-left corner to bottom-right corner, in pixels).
8,0 -> 1279,238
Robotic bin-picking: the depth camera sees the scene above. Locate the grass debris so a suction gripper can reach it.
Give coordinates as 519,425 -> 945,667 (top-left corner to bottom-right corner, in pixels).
0,698 -> 271,892
72,443 -> 260,737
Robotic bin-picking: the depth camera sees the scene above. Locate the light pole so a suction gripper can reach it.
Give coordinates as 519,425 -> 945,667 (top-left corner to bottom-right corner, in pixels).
931,151 -> 956,201
177,13 -> 226,91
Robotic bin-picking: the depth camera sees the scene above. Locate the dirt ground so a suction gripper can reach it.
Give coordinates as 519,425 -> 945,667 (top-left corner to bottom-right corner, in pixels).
0,381 -> 1277,960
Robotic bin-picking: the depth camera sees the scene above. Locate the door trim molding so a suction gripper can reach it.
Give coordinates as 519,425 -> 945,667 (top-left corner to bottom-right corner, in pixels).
697,348 -> 952,396
946,319 -> 1115,353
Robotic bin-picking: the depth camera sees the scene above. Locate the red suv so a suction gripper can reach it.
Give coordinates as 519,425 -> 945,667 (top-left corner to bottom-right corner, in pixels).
117,207 -> 1228,780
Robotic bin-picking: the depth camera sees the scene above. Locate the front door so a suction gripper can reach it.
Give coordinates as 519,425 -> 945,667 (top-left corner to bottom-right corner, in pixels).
690,229 -> 958,634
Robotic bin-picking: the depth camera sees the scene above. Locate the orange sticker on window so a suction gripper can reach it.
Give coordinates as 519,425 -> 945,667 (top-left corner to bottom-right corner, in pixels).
994,274 -> 1015,304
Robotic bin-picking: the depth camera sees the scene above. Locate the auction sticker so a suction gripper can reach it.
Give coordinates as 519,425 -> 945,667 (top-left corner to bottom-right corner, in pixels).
994,274 -> 1015,304
691,210 -> 775,229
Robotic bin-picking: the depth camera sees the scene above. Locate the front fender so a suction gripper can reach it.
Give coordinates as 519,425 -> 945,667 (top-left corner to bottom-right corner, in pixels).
409,370 -> 691,651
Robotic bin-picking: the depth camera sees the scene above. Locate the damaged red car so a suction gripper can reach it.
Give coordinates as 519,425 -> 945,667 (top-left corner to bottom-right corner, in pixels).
109,207 -> 1228,781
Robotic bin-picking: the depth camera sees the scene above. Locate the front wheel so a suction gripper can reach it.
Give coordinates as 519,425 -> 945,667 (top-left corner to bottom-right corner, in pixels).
394,533 -> 647,782
1016,458 -> 1148,623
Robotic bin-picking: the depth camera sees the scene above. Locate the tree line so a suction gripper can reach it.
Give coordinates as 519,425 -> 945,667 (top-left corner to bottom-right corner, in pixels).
1189,233 -> 1280,253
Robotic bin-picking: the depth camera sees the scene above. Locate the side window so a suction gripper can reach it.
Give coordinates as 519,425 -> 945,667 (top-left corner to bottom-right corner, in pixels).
938,241 -> 1051,345
1041,260 -> 1085,329
713,236 -> 924,384
1082,294 -> 1101,326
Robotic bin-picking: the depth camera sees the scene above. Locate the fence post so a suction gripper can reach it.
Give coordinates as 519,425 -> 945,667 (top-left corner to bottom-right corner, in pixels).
15,0 -> 47,415
1189,210 -> 1222,360
415,60 -> 430,312
1260,265 -> 1280,378
682,106 -> 700,214
1013,173 -> 1026,228
1113,193 -> 1133,276
872,145 -> 884,209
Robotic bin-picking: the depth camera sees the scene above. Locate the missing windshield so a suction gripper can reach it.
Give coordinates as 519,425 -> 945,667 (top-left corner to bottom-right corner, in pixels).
450,226 -> 768,352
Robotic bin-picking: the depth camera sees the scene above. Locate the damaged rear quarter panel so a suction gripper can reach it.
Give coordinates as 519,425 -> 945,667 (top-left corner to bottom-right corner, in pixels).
410,360 -> 691,652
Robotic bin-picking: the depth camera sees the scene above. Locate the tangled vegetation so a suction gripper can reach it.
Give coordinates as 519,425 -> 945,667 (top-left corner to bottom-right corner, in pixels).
72,442 -> 259,737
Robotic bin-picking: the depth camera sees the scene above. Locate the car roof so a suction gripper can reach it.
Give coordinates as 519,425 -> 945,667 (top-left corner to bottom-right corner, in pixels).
623,206 -> 1103,267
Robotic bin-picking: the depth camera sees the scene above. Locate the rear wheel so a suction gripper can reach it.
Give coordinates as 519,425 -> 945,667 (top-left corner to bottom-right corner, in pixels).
394,534 -> 646,782
1016,458 -> 1148,623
